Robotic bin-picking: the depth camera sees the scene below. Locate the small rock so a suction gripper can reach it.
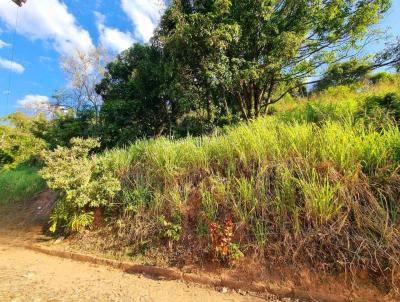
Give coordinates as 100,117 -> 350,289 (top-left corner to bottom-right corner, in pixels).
220,287 -> 228,294
54,237 -> 65,244
22,271 -> 36,279
237,289 -> 247,296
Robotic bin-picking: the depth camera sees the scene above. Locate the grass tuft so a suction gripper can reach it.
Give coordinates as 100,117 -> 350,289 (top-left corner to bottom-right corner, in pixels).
0,165 -> 46,205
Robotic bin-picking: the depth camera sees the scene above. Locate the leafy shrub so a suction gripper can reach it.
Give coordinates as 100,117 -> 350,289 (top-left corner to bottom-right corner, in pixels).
41,138 -> 120,234
360,92 -> 400,126
369,72 -> 396,84
209,217 -> 243,263
0,113 -> 47,170
158,215 -> 182,243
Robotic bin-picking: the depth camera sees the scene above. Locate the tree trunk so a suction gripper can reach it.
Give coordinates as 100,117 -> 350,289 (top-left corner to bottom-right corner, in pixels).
235,91 -> 249,120
93,207 -> 103,228
206,95 -> 212,122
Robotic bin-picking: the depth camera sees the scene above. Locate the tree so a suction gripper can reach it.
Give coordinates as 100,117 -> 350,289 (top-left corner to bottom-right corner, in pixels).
32,109 -> 98,149
96,44 -> 190,147
54,48 -> 108,119
314,59 -> 372,92
156,0 -> 391,120
374,38 -> 400,72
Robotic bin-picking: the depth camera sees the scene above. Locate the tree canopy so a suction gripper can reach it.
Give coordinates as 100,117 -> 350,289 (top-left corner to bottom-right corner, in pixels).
155,0 -> 391,119
314,59 -> 372,91
12,0 -> 397,149
96,44 -> 190,147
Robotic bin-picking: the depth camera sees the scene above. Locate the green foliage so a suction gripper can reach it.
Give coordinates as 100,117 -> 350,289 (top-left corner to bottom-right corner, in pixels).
121,183 -> 152,215
33,109 -> 99,149
369,71 -> 396,84
158,215 -> 182,242
97,44 -> 191,147
115,112 -> 398,212
298,172 -> 343,224
360,92 -> 400,125
21,79 -> 399,289
228,243 -> 244,262
314,59 -> 372,92
80,0 -> 393,147
157,0 -> 390,119
41,138 -> 120,234
0,164 -> 46,205
99,86 -> 400,280
0,112 -> 47,169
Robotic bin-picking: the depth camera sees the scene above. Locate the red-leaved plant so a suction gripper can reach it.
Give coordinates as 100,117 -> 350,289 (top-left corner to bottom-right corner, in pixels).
209,217 -> 234,261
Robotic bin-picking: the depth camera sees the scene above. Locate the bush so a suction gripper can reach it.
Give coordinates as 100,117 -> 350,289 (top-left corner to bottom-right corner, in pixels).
40,138 -> 120,234
0,113 -> 47,170
369,72 -> 396,84
360,92 -> 400,126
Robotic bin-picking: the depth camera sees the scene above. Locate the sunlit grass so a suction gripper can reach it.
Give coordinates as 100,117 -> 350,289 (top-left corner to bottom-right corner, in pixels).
97,78 -> 400,286
0,165 -> 46,205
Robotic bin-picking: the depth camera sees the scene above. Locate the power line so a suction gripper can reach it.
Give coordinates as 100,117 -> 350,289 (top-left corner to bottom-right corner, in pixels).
5,6 -> 20,113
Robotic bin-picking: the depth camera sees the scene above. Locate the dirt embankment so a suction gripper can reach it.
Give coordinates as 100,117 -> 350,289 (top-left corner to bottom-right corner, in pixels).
0,190 -> 55,242
0,191 -> 398,302
0,191 -> 289,302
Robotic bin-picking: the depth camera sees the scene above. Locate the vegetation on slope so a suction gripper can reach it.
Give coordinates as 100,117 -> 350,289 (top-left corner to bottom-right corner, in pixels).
0,165 -> 46,206
0,113 -> 47,205
0,112 -> 46,169
40,80 -> 400,291
1,0 -> 399,294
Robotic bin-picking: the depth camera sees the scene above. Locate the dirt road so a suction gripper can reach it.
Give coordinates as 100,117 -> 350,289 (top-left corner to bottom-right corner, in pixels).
0,242 -> 289,302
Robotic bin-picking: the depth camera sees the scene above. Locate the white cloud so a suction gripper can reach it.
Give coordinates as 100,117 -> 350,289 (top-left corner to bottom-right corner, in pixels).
95,12 -> 135,53
0,0 -> 93,55
120,0 -> 166,42
39,56 -> 53,63
17,94 -> 51,113
0,58 -> 24,73
0,39 -> 10,48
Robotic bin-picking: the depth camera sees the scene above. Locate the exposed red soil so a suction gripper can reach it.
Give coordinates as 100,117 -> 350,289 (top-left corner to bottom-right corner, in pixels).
0,191 -> 398,302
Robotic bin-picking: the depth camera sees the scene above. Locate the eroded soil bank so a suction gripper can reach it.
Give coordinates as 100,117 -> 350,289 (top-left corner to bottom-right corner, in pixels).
0,191 -> 288,302
0,191 -> 397,302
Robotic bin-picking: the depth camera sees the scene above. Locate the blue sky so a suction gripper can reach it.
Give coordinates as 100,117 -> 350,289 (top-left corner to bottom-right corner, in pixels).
0,0 -> 399,117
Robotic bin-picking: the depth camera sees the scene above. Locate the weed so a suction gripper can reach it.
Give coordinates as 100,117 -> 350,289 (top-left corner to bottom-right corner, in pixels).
209,217 -> 242,263
158,215 -> 182,242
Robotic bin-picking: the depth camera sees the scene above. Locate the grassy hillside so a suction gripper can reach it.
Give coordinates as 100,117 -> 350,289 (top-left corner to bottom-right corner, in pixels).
42,77 -> 400,290
0,165 -> 46,206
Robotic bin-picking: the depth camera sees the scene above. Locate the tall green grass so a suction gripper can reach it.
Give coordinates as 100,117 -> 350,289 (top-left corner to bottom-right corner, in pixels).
100,112 -> 400,282
274,75 -> 400,123
0,165 -> 46,205
60,78 -> 400,289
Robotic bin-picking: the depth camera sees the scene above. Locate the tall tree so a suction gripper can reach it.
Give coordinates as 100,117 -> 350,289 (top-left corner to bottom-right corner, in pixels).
314,59 -> 372,92
156,0 -> 391,119
96,44 -> 190,147
54,48 -> 107,119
